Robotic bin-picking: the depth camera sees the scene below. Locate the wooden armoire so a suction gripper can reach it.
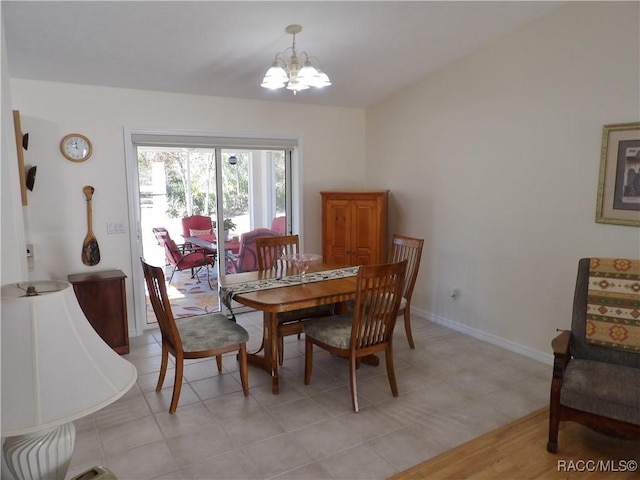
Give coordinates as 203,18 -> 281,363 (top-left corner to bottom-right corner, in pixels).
321,190 -> 388,266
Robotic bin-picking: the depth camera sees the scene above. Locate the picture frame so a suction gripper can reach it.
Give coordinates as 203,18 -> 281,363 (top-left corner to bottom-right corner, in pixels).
595,122 -> 640,226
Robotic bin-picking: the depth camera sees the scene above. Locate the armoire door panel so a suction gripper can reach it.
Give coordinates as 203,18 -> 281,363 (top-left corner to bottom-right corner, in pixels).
321,190 -> 388,267
323,200 -> 351,263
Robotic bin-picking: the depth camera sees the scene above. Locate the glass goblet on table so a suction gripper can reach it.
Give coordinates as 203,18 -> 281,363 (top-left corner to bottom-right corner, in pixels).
282,253 -> 322,282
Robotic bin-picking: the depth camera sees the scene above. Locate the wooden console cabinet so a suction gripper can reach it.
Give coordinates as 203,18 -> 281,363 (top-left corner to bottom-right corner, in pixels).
68,269 -> 130,354
321,190 -> 388,266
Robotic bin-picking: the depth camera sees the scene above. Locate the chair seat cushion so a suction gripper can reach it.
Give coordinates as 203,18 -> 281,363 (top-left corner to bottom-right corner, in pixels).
399,296 -> 407,311
179,252 -> 214,269
177,313 -> 249,353
303,314 -> 353,349
561,358 -> 640,425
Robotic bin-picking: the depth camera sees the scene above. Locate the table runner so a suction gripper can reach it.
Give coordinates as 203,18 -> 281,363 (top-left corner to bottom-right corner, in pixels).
221,266 -> 359,320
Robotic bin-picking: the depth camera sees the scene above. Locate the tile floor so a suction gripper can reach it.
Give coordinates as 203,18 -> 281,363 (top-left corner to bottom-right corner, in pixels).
66,313 -> 551,480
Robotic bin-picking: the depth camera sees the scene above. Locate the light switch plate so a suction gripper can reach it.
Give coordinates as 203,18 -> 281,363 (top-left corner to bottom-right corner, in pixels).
107,222 -> 126,234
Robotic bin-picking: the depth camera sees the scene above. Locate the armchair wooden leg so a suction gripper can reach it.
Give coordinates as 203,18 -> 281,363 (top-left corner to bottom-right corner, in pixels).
547,398 -> 560,453
278,337 -> 284,366
216,354 -> 223,372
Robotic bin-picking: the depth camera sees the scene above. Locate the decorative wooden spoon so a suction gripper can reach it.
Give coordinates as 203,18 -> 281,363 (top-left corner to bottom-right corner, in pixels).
81,185 -> 101,266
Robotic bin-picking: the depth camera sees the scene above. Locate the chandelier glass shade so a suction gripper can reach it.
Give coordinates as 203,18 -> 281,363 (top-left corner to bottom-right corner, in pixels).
261,25 -> 331,94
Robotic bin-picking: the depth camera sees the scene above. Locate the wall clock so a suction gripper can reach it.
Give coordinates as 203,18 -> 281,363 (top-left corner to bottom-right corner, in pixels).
60,133 -> 93,162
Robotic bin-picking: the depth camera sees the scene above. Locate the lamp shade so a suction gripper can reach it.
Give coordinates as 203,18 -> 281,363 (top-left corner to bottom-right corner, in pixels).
1,281 -> 137,437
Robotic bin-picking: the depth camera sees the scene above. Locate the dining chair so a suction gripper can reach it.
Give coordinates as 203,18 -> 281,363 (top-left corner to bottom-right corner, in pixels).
141,258 -> 249,414
181,214 -> 213,237
303,260 -> 407,412
390,234 -> 424,349
256,234 -> 299,270
181,215 -> 215,256
152,227 -> 215,288
255,234 -> 335,365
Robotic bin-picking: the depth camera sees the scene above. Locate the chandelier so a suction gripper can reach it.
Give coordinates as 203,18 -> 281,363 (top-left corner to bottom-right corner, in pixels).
261,24 -> 331,94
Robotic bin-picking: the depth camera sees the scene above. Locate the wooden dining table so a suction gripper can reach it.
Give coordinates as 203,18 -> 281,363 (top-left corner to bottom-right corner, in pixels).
220,263 -> 360,394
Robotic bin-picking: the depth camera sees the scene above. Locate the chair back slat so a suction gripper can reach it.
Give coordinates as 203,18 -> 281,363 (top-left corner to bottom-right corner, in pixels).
256,235 -> 300,271
140,258 -> 183,353
352,260 -> 407,349
390,234 -> 424,301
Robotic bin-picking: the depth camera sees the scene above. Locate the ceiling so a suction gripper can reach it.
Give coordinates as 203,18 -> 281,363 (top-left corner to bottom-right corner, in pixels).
3,1 -> 562,109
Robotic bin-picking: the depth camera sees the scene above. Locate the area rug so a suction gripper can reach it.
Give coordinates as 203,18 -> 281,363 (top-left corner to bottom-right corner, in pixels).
145,268 -> 220,323
389,408 -> 639,480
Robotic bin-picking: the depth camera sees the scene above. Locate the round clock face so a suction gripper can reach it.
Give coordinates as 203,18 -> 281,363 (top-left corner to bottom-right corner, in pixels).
60,134 -> 92,162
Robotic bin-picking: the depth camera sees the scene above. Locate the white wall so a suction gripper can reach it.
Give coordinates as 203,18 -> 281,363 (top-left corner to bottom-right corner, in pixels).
366,2 -> 640,360
9,81 -> 366,328
1,12 -> 28,284
7,2 -> 640,360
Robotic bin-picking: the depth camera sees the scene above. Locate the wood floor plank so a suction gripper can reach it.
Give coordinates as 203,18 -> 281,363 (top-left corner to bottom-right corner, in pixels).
389,408 -> 639,480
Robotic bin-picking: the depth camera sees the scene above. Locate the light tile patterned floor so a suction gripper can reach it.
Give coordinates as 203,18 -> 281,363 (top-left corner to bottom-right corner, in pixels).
66,313 -> 551,480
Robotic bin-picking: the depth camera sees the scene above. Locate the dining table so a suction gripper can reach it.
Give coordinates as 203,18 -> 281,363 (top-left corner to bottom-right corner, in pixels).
220,263 -> 363,394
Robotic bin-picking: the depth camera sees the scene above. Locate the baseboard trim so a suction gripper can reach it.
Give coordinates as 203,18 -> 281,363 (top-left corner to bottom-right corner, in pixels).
411,307 -> 553,366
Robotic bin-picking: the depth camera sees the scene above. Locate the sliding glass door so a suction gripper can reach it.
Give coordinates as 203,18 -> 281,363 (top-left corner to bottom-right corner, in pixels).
127,131 -> 297,330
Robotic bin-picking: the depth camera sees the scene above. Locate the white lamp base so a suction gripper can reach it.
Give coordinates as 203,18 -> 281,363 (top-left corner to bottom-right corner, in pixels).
3,422 -> 76,480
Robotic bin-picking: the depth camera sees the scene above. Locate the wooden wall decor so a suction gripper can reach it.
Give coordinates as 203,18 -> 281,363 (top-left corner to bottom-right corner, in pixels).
12,110 -> 28,206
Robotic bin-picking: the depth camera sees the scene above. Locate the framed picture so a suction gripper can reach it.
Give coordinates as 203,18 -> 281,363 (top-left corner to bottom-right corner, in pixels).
595,122 -> 640,226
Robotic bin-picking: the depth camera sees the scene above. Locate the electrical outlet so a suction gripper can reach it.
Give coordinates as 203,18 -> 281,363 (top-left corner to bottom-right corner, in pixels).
26,244 -> 34,271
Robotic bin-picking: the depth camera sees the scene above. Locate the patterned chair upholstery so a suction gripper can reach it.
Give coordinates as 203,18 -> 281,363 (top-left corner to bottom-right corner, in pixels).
547,257 -> 640,453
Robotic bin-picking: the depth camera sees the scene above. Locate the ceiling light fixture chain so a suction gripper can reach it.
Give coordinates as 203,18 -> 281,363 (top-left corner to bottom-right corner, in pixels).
261,24 -> 331,94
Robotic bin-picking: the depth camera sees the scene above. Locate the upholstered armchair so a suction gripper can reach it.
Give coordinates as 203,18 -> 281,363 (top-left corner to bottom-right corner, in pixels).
226,228 -> 281,273
547,257 -> 640,453
271,216 -> 287,235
